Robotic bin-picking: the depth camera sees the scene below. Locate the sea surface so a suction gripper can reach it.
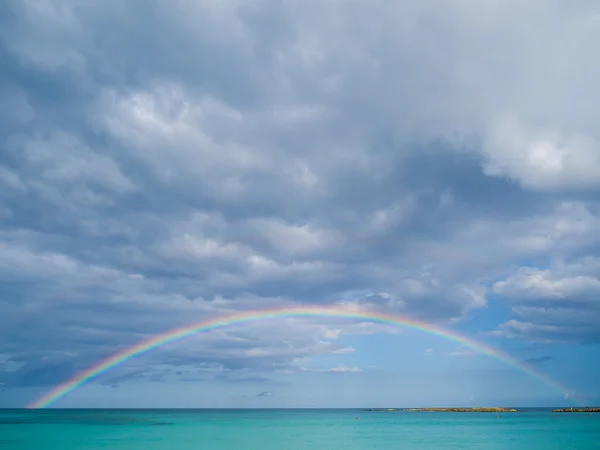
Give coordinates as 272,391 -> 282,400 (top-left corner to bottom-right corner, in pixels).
1,408 -> 599,449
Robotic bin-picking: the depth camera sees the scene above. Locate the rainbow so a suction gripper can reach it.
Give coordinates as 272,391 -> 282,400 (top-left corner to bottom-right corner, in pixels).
29,306 -> 576,408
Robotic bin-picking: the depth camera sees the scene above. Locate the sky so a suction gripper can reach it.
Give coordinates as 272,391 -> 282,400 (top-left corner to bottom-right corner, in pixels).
1,0 -> 600,408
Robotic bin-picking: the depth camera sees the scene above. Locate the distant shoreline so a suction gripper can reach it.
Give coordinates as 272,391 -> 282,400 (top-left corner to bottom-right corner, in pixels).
365,407 -> 518,412
553,408 -> 600,413
2,407 -> 597,412
363,407 -> 599,413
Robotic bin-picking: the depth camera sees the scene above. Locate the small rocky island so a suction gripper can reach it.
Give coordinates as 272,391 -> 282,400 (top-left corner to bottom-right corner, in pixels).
363,408 -> 399,412
404,407 -> 517,413
553,407 -> 599,413
363,407 -> 517,413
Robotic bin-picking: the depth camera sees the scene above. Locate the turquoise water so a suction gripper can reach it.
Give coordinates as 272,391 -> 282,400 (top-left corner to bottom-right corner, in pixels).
1,409 -> 599,449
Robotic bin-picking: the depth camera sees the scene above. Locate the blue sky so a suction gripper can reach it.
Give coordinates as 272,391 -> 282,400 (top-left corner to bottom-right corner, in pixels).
1,0 -> 599,408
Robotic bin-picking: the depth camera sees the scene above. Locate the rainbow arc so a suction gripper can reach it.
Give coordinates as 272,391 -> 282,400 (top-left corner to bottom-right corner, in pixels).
29,306 -> 577,408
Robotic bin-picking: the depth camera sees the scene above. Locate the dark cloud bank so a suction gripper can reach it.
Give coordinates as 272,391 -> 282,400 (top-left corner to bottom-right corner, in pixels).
1,0 -> 599,393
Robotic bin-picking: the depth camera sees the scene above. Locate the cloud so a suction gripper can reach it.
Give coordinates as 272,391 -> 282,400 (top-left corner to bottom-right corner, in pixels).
325,366 -> 362,373
448,347 -> 478,358
482,116 -> 600,191
257,391 -> 274,397
0,0 -> 599,404
333,347 -> 356,355
302,366 -> 362,373
493,262 -> 600,303
490,258 -> 600,343
523,356 -> 556,364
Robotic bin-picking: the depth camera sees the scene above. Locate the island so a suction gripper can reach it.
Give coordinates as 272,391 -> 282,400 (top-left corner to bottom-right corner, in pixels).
363,408 -> 399,412
403,407 -> 517,413
553,407 -> 599,413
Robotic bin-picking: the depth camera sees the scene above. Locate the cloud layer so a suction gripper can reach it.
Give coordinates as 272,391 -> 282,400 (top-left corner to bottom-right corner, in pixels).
1,0 -> 599,405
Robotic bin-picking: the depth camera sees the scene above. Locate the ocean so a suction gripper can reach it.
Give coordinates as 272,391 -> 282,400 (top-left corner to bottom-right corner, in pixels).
1,408 -> 599,449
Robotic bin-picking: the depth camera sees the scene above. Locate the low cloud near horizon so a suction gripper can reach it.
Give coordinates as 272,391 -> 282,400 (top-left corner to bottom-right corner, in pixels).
0,0 -> 599,407
522,356 -> 556,364
257,391 -> 274,397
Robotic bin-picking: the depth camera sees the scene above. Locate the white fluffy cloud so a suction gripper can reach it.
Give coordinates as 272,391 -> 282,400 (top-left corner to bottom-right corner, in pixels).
494,267 -> 600,302
482,116 -> 600,190
491,258 -> 600,342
